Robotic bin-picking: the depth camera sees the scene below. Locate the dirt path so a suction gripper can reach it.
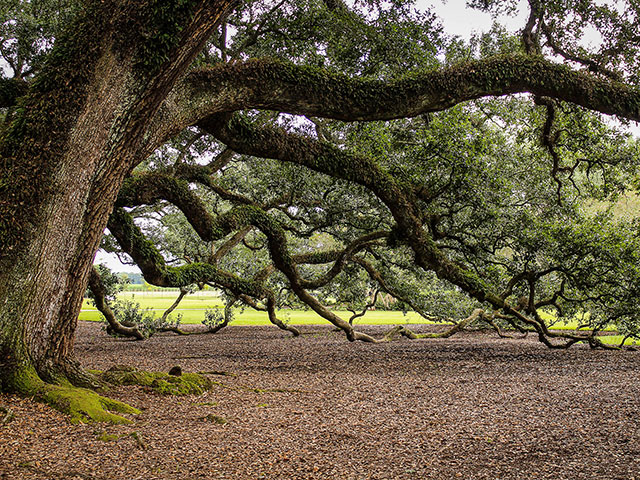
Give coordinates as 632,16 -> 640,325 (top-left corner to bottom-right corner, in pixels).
2,322 -> 640,479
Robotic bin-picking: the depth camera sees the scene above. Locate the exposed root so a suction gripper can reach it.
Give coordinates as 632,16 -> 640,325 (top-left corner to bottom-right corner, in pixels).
98,365 -> 213,395
4,361 -> 215,424
5,365 -> 139,424
43,384 -> 140,424
382,309 -> 484,341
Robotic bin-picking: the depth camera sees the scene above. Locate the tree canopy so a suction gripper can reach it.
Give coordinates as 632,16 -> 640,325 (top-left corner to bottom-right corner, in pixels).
2,0 -> 640,420
99,0 -> 640,348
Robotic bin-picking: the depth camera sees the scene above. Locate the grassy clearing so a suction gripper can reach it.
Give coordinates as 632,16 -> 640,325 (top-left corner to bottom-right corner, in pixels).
79,291 -> 426,325
79,291 -> 638,345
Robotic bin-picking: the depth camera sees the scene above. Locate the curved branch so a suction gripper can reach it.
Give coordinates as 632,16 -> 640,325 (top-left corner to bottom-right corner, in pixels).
88,267 -> 144,340
348,289 -> 379,326
160,287 -> 189,323
298,231 -> 386,289
156,54 -> 640,142
351,256 -> 454,324
204,114 -> 505,308
388,308 -> 485,340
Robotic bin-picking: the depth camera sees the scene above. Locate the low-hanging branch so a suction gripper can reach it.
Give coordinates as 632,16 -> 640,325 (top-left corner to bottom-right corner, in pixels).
386,308 -> 485,340
107,207 -> 301,337
113,176 -> 384,342
87,267 -> 144,340
203,113 -> 623,349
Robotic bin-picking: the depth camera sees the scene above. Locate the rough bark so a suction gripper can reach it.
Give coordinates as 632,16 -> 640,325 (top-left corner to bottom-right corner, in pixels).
0,0 -> 235,415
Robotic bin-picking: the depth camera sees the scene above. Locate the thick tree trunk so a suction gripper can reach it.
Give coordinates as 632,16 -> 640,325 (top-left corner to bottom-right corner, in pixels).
0,54 -> 141,387
0,0 -> 234,397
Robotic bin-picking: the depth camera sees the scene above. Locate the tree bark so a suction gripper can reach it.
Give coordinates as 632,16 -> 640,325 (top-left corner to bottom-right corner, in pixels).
0,0 -> 234,396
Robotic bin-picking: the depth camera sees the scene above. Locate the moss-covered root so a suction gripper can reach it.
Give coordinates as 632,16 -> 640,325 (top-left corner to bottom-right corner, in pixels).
99,365 -> 213,395
6,366 -> 140,424
43,385 -> 140,424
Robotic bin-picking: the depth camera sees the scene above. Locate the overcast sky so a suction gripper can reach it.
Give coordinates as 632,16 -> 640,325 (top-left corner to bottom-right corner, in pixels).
428,0 -> 528,38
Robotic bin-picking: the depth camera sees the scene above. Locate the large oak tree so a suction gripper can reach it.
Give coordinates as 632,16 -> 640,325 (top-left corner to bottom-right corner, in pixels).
1,0 -> 640,420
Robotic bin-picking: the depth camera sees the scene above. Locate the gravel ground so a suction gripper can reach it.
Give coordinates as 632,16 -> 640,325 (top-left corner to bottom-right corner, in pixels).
1,321 -> 640,480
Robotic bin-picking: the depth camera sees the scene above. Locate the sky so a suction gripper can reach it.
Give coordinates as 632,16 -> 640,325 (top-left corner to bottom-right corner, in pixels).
428,0 -> 528,37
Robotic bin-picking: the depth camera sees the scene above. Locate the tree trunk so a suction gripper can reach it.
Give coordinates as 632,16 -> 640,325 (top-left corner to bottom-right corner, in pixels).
0,0 -> 234,402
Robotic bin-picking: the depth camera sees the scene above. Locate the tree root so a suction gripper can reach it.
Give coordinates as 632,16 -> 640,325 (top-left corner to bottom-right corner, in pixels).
5,365 -> 140,424
381,309 -> 484,341
5,362 -> 216,424
43,384 -> 140,424
98,365 -> 213,395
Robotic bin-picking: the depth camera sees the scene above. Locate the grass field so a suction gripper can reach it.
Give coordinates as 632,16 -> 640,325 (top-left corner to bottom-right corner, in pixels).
79,291 -> 426,325
79,291 -> 637,346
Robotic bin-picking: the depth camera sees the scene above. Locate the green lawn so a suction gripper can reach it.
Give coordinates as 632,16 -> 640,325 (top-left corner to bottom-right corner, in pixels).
79,291 -> 426,325
79,291 -> 637,346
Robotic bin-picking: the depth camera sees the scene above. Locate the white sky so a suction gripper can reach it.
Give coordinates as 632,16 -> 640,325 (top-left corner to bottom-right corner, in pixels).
428,0 -> 528,38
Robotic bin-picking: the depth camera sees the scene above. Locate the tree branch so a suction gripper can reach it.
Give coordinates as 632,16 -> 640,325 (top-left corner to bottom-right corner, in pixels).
88,267 -> 144,340
157,54 -> 640,143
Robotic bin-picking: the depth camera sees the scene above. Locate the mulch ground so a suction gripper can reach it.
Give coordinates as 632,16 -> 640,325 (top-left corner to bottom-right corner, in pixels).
1,321 -> 640,480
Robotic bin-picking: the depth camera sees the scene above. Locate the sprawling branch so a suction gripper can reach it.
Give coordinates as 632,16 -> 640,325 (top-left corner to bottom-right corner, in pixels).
201,114 -> 626,349
154,54 -> 640,143
107,206 -> 300,337
203,114 -> 504,308
388,308 -> 485,340
108,207 -> 262,293
88,267 -> 144,340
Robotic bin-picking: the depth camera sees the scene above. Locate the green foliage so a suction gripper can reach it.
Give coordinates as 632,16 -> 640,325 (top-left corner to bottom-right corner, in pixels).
86,264 -> 129,306
221,0 -> 442,76
0,0 -> 75,79
203,306 -> 233,330
12,0 -> 633,346
101,297 -> 185,339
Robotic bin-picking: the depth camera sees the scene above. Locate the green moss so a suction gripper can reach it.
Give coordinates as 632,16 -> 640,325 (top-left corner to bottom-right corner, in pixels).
2,364 -> 140,424
97,432 -> 121,442
203,414 -> 227,424
150,373 -> 211,395
100,366 -> 212,395
42,384 -> 140,424
5,365 -> 44,395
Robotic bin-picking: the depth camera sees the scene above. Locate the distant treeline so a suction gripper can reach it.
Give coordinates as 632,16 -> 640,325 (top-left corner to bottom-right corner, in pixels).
119,272 -> 143,285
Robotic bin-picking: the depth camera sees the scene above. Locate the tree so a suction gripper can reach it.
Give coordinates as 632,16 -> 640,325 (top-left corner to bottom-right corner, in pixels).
1,0 -> 640,420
